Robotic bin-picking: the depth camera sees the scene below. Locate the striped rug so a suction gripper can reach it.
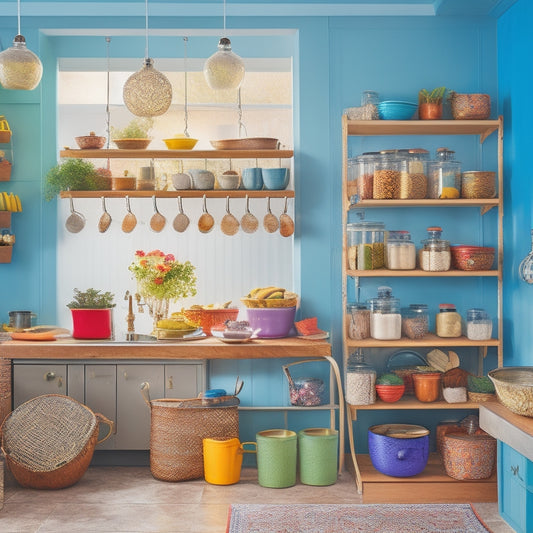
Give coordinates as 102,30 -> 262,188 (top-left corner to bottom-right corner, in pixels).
226,503 -> 491,533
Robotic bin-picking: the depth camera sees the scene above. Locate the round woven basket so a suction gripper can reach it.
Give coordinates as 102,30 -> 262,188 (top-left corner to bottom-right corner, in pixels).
467,391 -> 496,403
0,394 -> 113,489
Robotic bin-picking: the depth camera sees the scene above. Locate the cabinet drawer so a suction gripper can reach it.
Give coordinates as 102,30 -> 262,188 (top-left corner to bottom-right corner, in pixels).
13,364 -> 67,406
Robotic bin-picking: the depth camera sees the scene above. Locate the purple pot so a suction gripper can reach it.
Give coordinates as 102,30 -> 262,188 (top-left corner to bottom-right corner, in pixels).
368,424 -> 429,477
246,307 -> 296,338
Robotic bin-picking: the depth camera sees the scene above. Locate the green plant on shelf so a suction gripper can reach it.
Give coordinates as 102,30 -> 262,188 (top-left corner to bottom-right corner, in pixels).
67,288 -> 116,309
418,87 -> 448,104
467,375 -> 495,394
111,117 -> 154,139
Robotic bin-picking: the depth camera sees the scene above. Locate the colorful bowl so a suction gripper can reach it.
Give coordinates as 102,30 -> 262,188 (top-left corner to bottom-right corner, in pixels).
245,307 -> 296,338
75,133 -> 106,150
378,101 -> 418,120
375,384 -> 405,403
181,308 -> 239,336
163,137 -> 198,150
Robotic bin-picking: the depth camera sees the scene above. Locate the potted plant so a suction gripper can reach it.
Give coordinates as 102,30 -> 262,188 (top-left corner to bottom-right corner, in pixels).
418,87 -> 447,120
67,288 -> 116,339
44,158 -> 110,201
111,117 -> 154,150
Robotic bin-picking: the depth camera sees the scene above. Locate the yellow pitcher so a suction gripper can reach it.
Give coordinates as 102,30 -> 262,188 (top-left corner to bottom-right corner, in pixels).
202,437 -> 254,485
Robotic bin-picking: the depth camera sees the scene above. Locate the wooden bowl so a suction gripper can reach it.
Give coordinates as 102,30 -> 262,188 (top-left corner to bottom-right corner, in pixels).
111,177 -> 136,190
113,139 -> 151,150
75,133 -> 106,150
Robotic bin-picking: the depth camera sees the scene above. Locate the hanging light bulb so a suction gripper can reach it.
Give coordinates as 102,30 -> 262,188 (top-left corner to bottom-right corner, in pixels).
123,0 -> 172,117
203,0 -> 245,90
0,0 -> 43,90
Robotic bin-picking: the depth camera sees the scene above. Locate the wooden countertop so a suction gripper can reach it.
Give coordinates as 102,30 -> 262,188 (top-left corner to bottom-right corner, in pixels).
479,402 -> 533,462
0,336 -> 332,360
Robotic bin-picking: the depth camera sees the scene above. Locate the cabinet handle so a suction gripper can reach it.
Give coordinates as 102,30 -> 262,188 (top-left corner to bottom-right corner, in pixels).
44,371 -> 56,381
57,377 -> 63,388
123,371 -> 128,380
167,376 -> 173,389
511,465 -> 524,481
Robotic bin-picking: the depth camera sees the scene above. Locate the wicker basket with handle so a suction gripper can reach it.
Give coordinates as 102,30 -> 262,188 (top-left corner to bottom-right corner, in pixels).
0,394 -> 113,489
141,382 -> 239,482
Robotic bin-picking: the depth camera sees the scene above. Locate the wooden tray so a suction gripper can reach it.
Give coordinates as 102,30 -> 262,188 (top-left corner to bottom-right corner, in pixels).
210,138 -> 279,150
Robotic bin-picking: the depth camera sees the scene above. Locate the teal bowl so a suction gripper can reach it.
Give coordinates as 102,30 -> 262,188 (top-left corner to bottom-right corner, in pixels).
262,168 -> 289,190
378,101 -> 418,120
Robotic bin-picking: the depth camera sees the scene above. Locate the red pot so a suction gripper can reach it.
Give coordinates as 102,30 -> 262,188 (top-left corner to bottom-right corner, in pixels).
71,308 -> 113,339
375,384 -> 405,403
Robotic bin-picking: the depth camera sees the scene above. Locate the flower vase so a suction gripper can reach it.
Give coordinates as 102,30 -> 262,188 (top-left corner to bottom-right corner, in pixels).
146,297 -> 170,330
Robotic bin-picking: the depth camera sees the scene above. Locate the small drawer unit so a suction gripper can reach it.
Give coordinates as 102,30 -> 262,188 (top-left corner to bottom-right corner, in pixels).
498,441 -> 533,533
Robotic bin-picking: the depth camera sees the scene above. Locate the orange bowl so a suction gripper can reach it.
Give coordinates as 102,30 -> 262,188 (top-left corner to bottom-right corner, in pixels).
375,384 -> 405,403
181,308 -> 239,336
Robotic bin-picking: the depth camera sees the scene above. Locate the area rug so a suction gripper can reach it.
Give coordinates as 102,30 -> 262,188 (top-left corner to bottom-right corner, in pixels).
226,503 -> 491,533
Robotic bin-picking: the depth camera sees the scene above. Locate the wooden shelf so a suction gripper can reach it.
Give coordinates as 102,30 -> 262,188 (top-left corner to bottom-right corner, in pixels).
347,268 -> 499,277
344,333 -> 499,349
58,190 -> 295,199
349,198 -> 499,209
60,148 -> 294,160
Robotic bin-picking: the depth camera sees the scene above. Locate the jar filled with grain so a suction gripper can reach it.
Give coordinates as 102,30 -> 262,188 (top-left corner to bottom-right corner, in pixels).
368,286 -> 402,340
402,304 -> 429,339
373,153 -> 401,199
346,221 -> 385,270
436,303 -> 462,338
355,152 -> 379,201
345,350 -> 376,405
399,149 -> 429,199
347,158 -> 357,204
420,226 -> 451,272
461,171 -> 496,199
428,148 -> 462,199
466,308 -> 493,340
348,303 -> 371,340
386,230 -> 416,270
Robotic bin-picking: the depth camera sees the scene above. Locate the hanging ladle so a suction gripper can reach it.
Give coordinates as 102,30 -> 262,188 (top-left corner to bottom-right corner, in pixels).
263,196 -> 279,233
150,195 -> 166,232
173,196 -> 190,232
241,194 -> 259,234
121,195 -> 137,233
198,194 -> 215,234
519,229 -> 533,283
65,196 -> 86,233
220,196 -> 240,236
98,196 -> 112,233
279,196 -> 294,238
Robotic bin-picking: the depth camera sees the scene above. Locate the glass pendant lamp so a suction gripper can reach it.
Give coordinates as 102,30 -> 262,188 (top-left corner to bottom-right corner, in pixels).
203,0 -> 245,90
0,0 -> 43,90
123,0 -> 172,117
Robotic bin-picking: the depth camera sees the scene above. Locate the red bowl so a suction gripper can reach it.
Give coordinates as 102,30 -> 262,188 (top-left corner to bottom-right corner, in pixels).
375,384 -> 405,403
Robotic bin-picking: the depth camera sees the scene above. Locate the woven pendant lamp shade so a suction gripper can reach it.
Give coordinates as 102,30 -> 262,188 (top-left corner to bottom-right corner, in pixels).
204,37 -> 244,90
123,58 -> 172,117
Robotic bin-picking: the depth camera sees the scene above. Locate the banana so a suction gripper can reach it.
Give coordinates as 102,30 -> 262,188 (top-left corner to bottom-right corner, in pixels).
267,291 -> 284,299
14,194 -> 22,212
3,192 -> 11,211
256,287 -> 284,299
9,193 -> 16,212
0,194 -> 5,211
248,287 -> 263,298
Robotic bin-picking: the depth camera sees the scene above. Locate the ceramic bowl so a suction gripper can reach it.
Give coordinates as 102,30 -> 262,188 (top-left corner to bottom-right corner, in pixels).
245,307 -> 296,338
375,384 -> 405,403
218,171 -> 240,190
113,138 -> 151,150
378,101 -> 418,120
171,173 -> 192,190
262,168 -> 289,190
163,137 -> 198,150
188,169 -> 215,190
75,133 -> 106,150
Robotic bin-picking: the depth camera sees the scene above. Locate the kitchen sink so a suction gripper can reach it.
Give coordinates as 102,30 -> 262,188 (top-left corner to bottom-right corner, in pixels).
123,333 -> 158,343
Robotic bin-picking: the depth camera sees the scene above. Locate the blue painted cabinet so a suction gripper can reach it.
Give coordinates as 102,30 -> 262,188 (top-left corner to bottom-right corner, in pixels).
498,441 -> 533,533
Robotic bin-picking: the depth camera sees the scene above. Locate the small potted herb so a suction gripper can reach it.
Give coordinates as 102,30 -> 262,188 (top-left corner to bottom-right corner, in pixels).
111,117 -> 154,150
67,288 -> 116,339
467,375 -> 496,402
418,87 -> 448,120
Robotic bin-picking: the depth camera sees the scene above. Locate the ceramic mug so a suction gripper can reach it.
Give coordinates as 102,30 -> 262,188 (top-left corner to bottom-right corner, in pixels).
262,168 -> 290,190
242,168 -> 263,190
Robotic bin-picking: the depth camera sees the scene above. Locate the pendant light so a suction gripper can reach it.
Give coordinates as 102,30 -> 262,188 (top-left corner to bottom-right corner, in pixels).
203,0 -> 245,91
123,0 -> 172,117
0,0 -> 43,90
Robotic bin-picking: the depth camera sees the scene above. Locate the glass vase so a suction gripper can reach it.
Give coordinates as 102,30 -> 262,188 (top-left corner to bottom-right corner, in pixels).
145,296 -> 170,330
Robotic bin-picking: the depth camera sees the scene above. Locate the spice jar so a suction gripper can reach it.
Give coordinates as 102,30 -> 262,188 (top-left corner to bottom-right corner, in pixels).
345,350 -> 376,405
436,303 -> 462,338
373,153 -> 401,199
355,152 -> 379,201
386,230 -> 416,270
399,149 -> 429,199
420,226 -> 451,272
348,303 -> 371,340
466,308 -> 493,340
368,286 -> 401,340
402,304 -> 429,339
346,221 -> 385,270
428,148 -> 462,199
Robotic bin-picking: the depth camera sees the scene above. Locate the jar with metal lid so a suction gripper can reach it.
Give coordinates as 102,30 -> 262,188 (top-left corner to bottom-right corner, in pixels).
402,304 -> 429,339
345,350 -> 376,405
436,303 -> 462,338
348,303 -> 371,340
355,152 -> 379,200
346,221 -> 385,270
466,308 -> 492,340
386,230 -> 416,270
373,154 -> 401,199
428,148 -> 461,199
399,149 -> 429,199
420,226 -> 451,271
368,286 -> 401,340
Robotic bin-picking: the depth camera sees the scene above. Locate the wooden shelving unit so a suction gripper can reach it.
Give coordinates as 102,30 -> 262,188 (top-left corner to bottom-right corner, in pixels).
59,190 -> 294,199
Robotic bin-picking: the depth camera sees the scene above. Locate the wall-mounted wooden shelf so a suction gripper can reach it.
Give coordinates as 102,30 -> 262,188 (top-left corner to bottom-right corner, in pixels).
60,149 -> 294,160
59,190 -> 295,199
344,333 -> 500,349
347,268 -> 499,277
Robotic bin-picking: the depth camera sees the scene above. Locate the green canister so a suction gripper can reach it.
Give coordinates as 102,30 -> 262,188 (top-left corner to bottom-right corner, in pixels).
298,428 -> 338,486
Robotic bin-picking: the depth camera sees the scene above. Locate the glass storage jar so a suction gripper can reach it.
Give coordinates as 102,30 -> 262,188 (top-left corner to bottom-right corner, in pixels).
420,226 -> 451,272
346,221 -> 385,270
386,230 -> 416,270
428,147 -> 461,199
436,303 -> 462,338
368,286 -> 402,340
373,154 -> 401,199
402,304 -> 429,339
355,152 -> 379,201
345,350 -> 376,405
466,308 -> 493,340
399,149 -> 429,199
348,302 -> 371,340
347,157 -> 357,205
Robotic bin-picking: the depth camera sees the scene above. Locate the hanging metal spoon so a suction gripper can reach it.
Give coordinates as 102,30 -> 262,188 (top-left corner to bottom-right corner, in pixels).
241,195 -> 259,234
198,194 -> 215,234
98,196 -> 112,233
150,195 -> 166,232
65,196 -> 86,233
220,196 -> 240,236
173,196 -> 190,233
263,196 -> 279,233
121,195 -> 137,233
279,196 -> 295,238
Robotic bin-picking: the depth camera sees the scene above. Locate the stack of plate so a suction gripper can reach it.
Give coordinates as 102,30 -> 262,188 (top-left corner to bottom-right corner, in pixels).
378,101 -> 418,120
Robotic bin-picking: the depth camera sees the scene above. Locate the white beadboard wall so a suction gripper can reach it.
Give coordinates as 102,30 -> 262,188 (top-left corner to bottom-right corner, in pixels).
56,195 -> 294,339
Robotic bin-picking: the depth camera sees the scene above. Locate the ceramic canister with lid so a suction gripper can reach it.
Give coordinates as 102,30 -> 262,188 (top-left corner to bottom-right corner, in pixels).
420,226 -> 451,272
368,286 -> 401,340
436,303 -> 462,338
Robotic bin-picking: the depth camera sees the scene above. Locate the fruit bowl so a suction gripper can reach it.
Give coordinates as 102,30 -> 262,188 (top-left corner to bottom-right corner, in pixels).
181,308 -> 239,336
240,296 -> 298,308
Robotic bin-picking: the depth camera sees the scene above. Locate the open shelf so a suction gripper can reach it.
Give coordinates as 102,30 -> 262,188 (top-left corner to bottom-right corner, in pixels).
349,198 -> 499,209
344,333 -> 499,349
59,190 -> 295,199
347,268 -> 499,277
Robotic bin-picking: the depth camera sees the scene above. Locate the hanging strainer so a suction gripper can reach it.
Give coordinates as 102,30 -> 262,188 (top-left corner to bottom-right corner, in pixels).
519,229 -> 533,284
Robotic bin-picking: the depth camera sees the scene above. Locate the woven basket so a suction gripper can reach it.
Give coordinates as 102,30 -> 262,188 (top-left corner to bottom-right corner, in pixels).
141,383 -> 239,482
467,391 -> 496,403
0,394 -> 113,489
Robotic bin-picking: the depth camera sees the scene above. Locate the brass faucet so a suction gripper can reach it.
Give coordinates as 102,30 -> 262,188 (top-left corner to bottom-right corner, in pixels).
126,294 -> 135,333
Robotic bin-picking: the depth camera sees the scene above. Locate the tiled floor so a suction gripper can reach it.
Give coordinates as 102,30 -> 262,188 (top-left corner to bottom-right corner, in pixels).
1,466 -> 515,533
